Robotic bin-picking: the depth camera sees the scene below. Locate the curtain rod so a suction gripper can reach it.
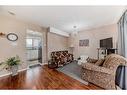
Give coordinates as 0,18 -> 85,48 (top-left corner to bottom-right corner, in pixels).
117,9 -> 127,24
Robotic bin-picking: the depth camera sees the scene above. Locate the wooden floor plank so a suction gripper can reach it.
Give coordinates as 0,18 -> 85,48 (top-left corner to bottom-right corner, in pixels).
0,65 -> 102,90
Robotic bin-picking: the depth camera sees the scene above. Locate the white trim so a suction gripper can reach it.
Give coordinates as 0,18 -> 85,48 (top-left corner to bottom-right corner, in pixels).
40,63 -> 47,65
0,67 -> 29,78
28,63 -> 39,67
18,68 -> 29,72
39,63 -> 43,66
28,63 -> 46,66
28,62 -> 42,67
0,72 -> 11,78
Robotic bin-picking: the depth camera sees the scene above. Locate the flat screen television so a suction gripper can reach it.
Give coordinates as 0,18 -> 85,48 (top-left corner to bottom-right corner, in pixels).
100,37 -> 113,49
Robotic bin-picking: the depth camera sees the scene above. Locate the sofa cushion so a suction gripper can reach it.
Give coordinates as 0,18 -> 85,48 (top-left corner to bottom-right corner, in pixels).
81,63 -> 114,75
86,57 -> 98,63
95,59 -> 105,66
64,57 -> 67,63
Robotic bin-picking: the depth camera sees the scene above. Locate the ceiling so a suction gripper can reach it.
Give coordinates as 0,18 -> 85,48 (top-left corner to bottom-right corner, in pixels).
0,6 -> 126,33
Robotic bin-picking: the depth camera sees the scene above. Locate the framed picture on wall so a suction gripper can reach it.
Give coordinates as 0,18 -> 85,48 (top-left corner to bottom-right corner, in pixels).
79,39 -> 89,46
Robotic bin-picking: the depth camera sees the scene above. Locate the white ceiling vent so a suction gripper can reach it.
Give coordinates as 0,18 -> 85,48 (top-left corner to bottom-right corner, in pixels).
49,27 -> 69,37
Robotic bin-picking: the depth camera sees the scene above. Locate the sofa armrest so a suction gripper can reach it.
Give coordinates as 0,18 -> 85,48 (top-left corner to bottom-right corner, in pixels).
68,53 -> 74,60
81,63 -> 115,75
86,58 -> 98,63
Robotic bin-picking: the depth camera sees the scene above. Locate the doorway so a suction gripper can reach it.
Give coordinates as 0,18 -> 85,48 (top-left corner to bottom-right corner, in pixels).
26,29 -> 42,67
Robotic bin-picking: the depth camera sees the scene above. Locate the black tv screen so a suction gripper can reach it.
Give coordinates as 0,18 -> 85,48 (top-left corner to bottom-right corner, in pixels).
100,37 -> 113,49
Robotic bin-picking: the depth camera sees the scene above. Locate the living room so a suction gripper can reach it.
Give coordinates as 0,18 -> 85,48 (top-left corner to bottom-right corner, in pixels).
0,5 -> 127,91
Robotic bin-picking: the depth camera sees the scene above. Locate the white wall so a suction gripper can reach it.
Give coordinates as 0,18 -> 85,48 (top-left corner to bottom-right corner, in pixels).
47,32 -> 69,59
72,24 -> 118,59
0,15 -> 47,76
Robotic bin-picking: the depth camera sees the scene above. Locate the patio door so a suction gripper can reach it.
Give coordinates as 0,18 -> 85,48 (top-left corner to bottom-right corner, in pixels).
26,30 -> 42,66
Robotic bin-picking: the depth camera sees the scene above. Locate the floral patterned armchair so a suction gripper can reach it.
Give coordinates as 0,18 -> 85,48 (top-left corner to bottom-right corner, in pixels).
81,54 -> 127,89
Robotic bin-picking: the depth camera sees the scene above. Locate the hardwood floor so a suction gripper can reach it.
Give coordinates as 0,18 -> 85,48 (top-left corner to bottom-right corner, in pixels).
0,65 -> 102,90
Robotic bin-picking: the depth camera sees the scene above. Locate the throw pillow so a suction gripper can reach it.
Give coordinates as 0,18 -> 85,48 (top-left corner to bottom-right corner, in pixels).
95,59 -> 105,66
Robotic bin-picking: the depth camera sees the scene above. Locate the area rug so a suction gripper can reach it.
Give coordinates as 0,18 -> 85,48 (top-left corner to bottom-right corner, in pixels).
56,61 -> 88,85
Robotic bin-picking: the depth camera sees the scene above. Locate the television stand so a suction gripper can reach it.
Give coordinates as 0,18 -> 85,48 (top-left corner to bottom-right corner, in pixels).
97,48 -> 117,59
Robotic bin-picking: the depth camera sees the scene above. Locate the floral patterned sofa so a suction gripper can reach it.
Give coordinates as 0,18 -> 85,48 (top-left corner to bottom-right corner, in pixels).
81,54 -> 127,89
49,51 -> 73,68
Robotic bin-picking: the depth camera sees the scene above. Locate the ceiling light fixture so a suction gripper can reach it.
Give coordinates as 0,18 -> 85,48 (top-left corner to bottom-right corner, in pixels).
8,11 -> 15,16
73,25 -> 78,35
73,25 -> 77,29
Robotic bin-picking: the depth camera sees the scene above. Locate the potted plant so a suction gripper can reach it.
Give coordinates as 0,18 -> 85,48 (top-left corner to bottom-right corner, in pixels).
3,56 -> 21,76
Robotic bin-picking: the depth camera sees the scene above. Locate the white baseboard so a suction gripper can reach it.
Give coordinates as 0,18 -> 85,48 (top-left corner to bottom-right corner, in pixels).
18,67 -> 29,72
0,67 -> 28,78
0,72 -> 11,78
40,63 -> 47,66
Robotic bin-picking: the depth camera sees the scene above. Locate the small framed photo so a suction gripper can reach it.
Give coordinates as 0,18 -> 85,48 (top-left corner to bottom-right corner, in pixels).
79,39 -> 89,46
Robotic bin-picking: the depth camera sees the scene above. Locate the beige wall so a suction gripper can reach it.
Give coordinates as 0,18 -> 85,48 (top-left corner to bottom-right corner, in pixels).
72,24 -> 118,59
0,14 -> 69,76
47,32 -> 69,59
0,14 -> 118,76
0,15 -> 47,75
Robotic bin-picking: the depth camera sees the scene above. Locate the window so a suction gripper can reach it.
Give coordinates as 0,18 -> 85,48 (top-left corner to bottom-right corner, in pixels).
26,38 -> 32,48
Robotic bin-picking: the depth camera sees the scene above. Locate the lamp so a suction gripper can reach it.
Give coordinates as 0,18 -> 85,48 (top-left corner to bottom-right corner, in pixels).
0,32 -> 6,37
